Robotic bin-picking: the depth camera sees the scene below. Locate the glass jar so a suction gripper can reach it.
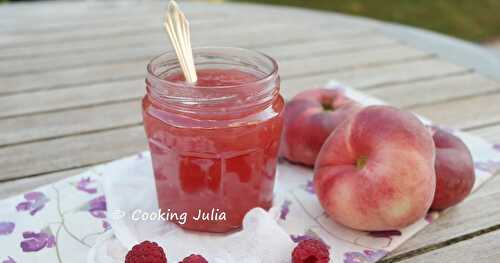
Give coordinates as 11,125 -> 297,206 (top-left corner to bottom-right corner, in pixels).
142,47 -> 284,233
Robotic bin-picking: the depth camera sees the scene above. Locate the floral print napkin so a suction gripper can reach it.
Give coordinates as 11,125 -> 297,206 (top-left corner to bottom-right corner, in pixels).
1,83 -> 499,263
0,168 -> 109,263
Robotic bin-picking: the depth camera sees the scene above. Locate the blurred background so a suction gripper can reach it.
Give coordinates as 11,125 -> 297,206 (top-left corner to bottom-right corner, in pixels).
232,0 -> 500,53
2,0 -> 500,53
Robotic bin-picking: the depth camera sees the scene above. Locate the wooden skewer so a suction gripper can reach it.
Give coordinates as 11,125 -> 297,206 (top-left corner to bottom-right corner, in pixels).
163,0 -> 198,84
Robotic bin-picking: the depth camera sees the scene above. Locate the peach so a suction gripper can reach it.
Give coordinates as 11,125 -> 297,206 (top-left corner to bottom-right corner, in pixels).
430,127 -> 475,210
314,106 -> 436,231
281,88 -> 361,166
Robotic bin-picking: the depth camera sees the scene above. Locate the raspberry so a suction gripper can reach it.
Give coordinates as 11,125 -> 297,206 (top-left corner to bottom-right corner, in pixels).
125,241 -> 167,263
180,254 -> 208,263
292,239 -> 330,263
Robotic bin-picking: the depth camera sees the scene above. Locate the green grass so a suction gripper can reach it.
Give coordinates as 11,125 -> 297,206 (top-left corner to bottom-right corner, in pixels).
232,0 -> 500,42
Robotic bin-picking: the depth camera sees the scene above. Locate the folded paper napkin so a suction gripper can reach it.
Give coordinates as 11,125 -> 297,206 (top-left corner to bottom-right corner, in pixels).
1,82 -> 499,263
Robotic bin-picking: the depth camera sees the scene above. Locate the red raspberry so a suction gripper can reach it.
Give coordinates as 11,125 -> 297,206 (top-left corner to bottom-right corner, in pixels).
125,241 -> 167,263
180,254 -> 208,263
292,239 -> 330,263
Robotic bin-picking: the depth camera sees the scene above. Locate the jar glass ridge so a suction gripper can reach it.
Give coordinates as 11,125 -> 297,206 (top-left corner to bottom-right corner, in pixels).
145,47 -> 280,117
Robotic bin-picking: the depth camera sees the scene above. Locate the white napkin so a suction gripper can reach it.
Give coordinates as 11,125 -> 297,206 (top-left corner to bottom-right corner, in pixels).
87,152 -> 295,263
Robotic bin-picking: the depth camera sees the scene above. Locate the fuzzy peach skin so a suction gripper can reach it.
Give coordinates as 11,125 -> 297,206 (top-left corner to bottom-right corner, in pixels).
281,88 -> 361,166
314,106 -> 436,231
430,127 -> 475,210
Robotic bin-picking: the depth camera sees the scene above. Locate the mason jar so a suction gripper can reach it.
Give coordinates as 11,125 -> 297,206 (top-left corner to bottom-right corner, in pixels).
142,47 -> 284,232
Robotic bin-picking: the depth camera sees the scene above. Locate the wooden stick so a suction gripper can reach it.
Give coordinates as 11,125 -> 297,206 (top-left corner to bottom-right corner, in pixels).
163,0 -> 198,84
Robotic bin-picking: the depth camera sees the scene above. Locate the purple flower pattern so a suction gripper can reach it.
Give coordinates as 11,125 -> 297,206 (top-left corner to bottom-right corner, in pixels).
279,200 -> 291,220
20,229 -> 56,252
76,177 -> 97,194
16,192 -> 49,216
0,222 -> 15,235
2,257 -> 15,263
102,220 -> 111,231
290,234 -> 316,243
494,144 -> 500,152
304,180 -> 315,194
474,160 -> 500,174
344,249 -> 387,263
290,229 -> 323,243
88,195 -> 107,218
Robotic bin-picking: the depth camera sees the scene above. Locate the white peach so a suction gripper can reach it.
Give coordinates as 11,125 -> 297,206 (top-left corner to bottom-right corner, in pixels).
314,106 -> 436,231
430,127 -> 475,210
281,88 -> 361,166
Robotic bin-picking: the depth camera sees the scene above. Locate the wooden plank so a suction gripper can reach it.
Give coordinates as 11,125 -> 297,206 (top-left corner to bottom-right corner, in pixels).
411,92 -> 500,130
383,172 -> 500,261
280,45 -> 429,79
0,14 -> 179,34
1,60 -> 430,147
0,39 -> 402,117
0,126 -> 147,182
0,22 -> 314,58
0,16 -> 224,48
0,71 -> 342,147
0,34 -> 398,76
0,1 -> 222,27
0,167 -> 87,199
331,59 -> 470,89
5,30 -> 406,117
0,57 -> 472,147
0,0 -> 167,15
0,8 -> 226,34
0,45 -> 433,144
282,74 -> 342,100
0,1 -> 373,32
0,100 -> 142,147
284,58 -> 469,96
367,73 -> 500,108
396,229 -> 500,263
0,20 -> 370,60
0,1 -> 142,20
0,62 -> 144,95
0,4 -> 371,49
0,43 -> 424,95
0,13 -> 325,48
0,79 -> 144,119
0,1 -> 235,26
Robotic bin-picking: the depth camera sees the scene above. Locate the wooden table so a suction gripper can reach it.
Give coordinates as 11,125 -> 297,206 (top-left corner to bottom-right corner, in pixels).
1,1 -> 499,262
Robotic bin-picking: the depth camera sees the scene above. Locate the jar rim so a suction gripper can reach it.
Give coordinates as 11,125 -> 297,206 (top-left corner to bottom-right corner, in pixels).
146,46 -> 279,90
